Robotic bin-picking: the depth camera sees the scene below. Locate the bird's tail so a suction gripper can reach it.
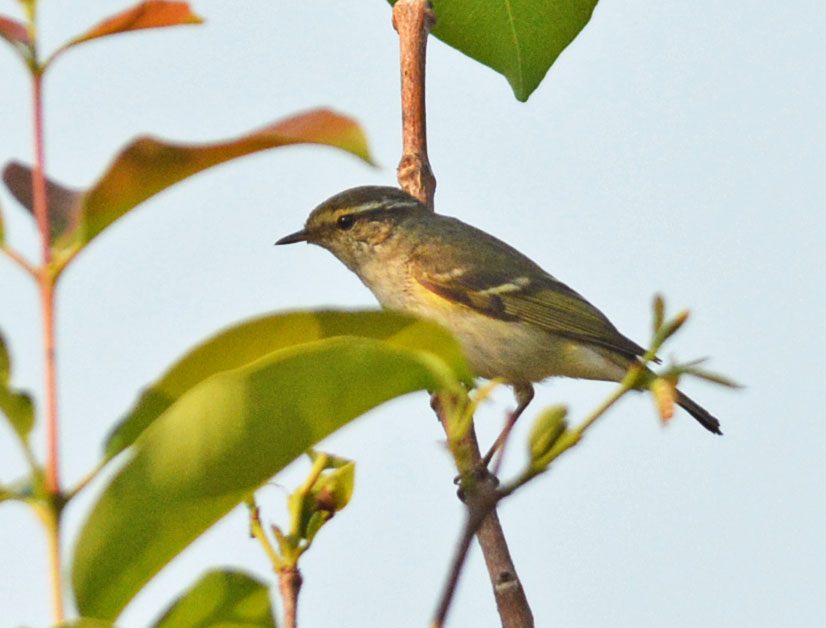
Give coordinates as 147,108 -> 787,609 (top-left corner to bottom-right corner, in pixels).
676,390 -> 722,435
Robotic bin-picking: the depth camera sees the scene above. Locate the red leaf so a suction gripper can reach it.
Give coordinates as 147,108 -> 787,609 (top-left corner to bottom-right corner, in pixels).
0,15 -> 30,47
2,162 -> 83,241
68,1 -> 202,47
5,110 -> 374,267
73,109 -> 373,249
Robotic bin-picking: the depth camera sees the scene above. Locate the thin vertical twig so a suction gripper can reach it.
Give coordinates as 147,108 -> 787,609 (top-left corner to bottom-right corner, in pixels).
31,73 -> 58,494
392,1 -> 533,625
32,59 -> 65,621
393,0 -> 436,209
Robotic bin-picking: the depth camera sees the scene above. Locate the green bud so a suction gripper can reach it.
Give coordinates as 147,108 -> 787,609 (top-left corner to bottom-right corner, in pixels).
528,405 -> 568,466
652,294 -> 665,334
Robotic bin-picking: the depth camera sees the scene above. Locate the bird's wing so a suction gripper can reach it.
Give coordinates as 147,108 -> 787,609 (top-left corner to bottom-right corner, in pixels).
412,260 -> 647,361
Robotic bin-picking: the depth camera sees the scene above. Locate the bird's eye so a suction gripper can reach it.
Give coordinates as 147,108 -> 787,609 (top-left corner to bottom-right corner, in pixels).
337,214 -> 355,230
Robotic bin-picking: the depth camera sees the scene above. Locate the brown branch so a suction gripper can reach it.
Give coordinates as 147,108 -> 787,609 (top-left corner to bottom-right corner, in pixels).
279,567 -> 303,628
393,0 -> 436,209
393,2 -> 533,624
436,415 -> 534,628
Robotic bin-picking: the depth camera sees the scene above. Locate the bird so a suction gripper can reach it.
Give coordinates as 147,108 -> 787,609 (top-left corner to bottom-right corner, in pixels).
275,186 -> 722,439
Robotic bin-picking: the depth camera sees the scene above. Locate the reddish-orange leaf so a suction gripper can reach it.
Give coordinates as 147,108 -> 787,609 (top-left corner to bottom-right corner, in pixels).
2,162 -> 82,241
5,109 -> 373,266
68,1 -> 202,47
0,15 -> 30,47
33,108 -> 372,265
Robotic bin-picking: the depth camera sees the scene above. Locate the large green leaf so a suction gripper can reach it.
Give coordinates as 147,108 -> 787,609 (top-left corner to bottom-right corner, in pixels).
0,332 -> 34,443
2,109 -> 374,269
152,569 -> 275,628
72,336 -> 464,620
390,0 -> 599,101
105,310 -> 472,459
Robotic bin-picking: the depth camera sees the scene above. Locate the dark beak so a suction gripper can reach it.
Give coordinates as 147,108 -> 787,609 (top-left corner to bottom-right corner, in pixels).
275,229 -> 309,245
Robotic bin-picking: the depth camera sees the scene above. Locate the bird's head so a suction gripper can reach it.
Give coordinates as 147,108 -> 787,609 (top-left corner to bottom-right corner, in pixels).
275,186 -> 428,270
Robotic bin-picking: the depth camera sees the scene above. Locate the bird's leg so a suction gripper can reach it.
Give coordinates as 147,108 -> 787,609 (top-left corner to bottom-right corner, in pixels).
482,383 -> 535,472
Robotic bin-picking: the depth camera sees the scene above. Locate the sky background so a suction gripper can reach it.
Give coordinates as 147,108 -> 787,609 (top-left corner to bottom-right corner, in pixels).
1,1 -> 824,626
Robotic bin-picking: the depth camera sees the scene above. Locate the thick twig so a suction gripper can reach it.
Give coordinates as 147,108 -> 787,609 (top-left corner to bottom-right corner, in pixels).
393,2 -> 533,624
434,376 -> 638,626
393,0 -> 436,209
438,417 -> 534,628
279,567 -> 303,628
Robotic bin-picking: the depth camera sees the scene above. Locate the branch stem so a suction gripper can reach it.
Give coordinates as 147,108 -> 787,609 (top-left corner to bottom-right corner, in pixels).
31,62 -> 64,622
246,499 -> 285,572
431,505 -> 489,628
1,246 -> 38,277
393,0 -> 436,208
278,567 -> 302,628
434,400 -> 534,628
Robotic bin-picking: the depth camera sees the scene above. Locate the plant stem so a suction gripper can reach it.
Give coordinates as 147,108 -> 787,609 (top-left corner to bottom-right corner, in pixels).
64,458 -> 106,501
247,499 -> 285,572
431,508 -> 487,628
35,501 -> 64,624
278,567 -> 302,628
438,417 -> 534,628
31,64 -> 65,621
393,0 -> 436,209
392,1 -> 532,621
501,377 -> 639,499
0,246 -> 38,277
31,72 -> 58,493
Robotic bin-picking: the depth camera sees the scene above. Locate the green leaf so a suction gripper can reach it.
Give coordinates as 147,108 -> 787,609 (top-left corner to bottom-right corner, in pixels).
0,333 -> 35,443
653,294 -> 665,334
390,0 -> 599,101
105,309 -> 472,459
528,404 -> 568,469
311,461 -> 355,515
72,336 -> 464,620
682,366 -> 743,389
290,460 -> 355,541
2,109 -> 374,268
652,310 -> 689,350
152,569 -> 275,628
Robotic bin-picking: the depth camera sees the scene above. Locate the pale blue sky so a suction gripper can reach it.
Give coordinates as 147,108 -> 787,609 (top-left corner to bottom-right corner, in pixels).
1,1 -> 824,626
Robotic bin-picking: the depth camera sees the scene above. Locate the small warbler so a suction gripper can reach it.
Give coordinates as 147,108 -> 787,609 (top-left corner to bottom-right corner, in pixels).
276,186 -> 721,435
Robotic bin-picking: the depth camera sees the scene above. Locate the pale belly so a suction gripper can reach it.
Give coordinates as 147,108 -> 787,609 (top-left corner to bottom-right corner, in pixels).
364,271 -> 628,384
